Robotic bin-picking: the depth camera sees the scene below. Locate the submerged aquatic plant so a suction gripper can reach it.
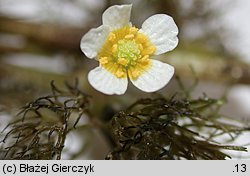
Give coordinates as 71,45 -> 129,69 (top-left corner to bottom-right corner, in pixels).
0,80 -> 90,159
81,4 -> 178,95
0,79 -> 249,160
106,95 -> 249,160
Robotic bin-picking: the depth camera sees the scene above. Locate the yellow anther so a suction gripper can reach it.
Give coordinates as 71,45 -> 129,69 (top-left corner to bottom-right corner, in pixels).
124,34 -> 134,39
141,55 -> 149,61
112,44 -> 118,53
142,46 -> 156,55
99,57 -> 109,64
108,33 -> 116,41
129,27 -> 138,34
136,33 -> 147,43
148,46 -> 156,54
138,44 -> 143,51
115,69 -> 125,78
140,55 -> 150,65
131,69 -> 140,79
118,58 -> 129,66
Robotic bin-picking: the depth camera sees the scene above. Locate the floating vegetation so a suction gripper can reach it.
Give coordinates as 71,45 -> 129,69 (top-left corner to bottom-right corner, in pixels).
106,95 -> 249,160
0,79 -> 90,159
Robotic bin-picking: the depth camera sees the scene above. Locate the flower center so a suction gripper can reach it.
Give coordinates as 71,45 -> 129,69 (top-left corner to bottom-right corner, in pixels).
114,39 -> 140,66
98,26 -> 156,79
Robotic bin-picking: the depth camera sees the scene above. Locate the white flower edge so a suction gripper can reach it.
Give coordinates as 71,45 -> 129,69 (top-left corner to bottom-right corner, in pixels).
80,25 -> 110,59
80,4 -> 132,59
140,14 -> 179,55
102,4 -> 132,30
81,5 -> 179,59
88,66 -> 128,95
130,60 -> 174,92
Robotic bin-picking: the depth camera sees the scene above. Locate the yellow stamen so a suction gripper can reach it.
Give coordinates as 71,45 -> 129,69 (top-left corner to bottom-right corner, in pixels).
115,69 -> 125,78
138,44 -> 143,51
99,57 -> 109,65
118,58 -> 129,66
142,46 -> 156,55
136,33 -> 147,43
131,69 -> 140,79
141,55 -> 149,64
129,27 -> 138,34
108,33 -> 116,42
124,34 -> 134,39
112,44 -> 118,53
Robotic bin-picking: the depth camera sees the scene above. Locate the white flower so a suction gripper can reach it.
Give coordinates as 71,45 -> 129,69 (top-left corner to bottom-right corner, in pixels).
80,4 -> 178,95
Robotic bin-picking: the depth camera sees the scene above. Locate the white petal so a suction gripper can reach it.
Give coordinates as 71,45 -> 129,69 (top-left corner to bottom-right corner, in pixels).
80,25 -> 110,59
130,60 -> 174,92
140,14 -> 179,55
102,4 -> 132,30
88,66 -> 128,95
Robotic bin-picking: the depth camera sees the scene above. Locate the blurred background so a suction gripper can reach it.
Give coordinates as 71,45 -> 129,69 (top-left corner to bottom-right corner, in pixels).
0,0 -> 250,159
